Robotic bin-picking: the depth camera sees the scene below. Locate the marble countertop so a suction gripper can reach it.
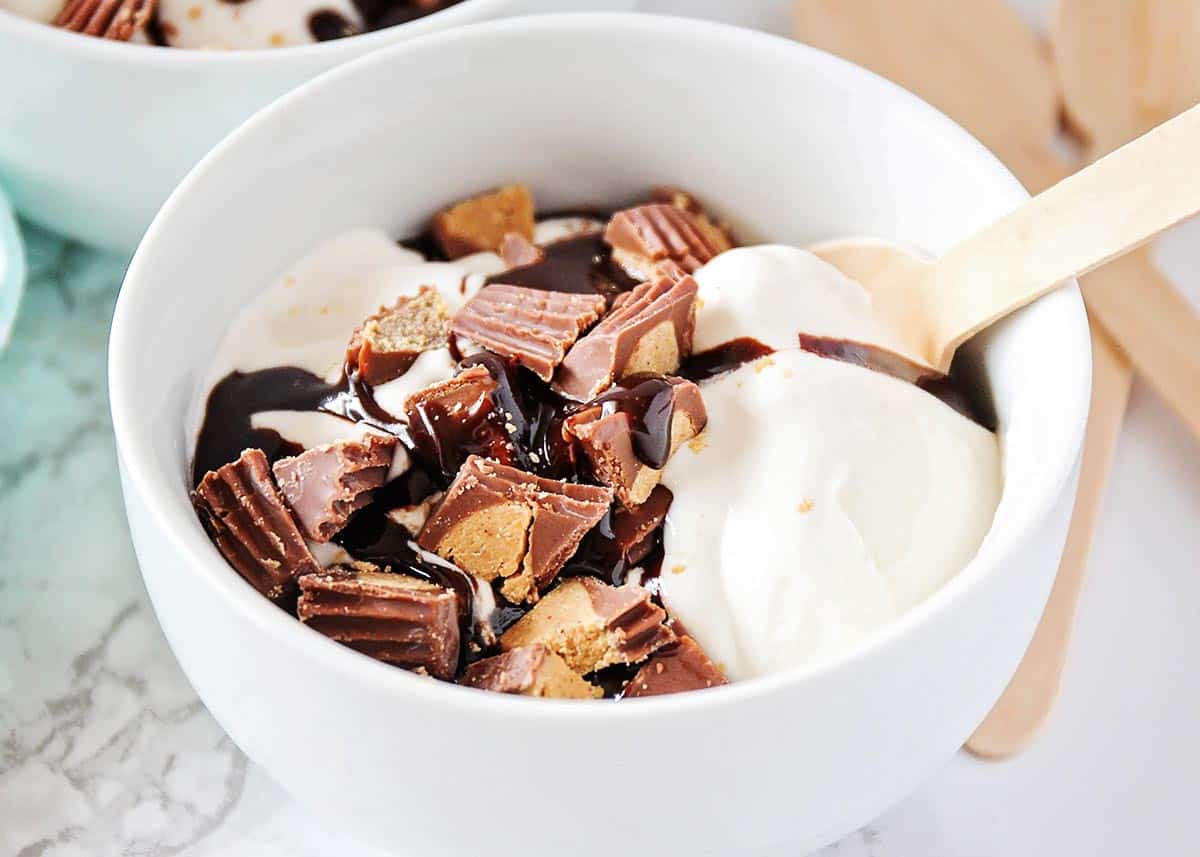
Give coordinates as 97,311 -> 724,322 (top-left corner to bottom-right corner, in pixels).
2,2 -> 1198,855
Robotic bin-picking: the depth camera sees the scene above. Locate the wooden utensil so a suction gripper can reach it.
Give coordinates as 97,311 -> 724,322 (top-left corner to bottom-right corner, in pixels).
794,0 -> 1200,434
1053,0 -> 1200,441
969,0 -> 1200,758
811,103 -> 1200,373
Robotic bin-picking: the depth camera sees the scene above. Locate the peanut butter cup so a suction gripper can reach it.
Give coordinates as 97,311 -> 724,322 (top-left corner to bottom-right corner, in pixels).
500,577 -> 675,674
459,643 -> 602,699
431,184 -> 536,260
346,286 -> 450,386
272,434 -> 397,543
554,270 -> 699,401
192,448 -> 320,603
623,634 -> 727,698
604,201 -> 733,280
452,284 -> 606,381
297,562 -> 461,680
417,456 -> 612,603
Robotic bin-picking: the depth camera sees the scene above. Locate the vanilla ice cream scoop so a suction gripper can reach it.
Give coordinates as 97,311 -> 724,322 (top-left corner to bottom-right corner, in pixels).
692,245 -> 911,355
659,246 -> 1002,680
158,0 -> 363,50
659,349 -> 1001,680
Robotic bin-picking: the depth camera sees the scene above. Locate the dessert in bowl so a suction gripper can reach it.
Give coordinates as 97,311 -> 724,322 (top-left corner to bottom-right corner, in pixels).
0,0 -> 631,252
110,14 -> 1091,854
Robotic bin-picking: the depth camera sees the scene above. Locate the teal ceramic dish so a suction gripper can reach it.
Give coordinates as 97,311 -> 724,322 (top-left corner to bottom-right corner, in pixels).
0,183 -> 24,348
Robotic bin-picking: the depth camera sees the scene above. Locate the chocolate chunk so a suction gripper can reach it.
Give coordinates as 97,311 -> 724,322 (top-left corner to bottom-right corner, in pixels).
346,287 -> 450,385
451,285 -> 606,381
501,577 -> 674,674
566,376 -> 706,506
431,184 -> 536,260
297,562 -> 460,680
622,634 -> 728,698
554,270 -> 699,401
459,643 -> 601,698
417,456 -> 612,603
192,448 -> 320,603
564,485 -> 672,581
604,202 -> 733,280
500,232 -> 545,268
55,0 -> 156,40
403,365 -> 515,480
272,434 -> 397,542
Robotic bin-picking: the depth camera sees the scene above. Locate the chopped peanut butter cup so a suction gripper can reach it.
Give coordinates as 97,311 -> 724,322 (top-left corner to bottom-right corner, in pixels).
403,365 -> 515,480
346,286 -> 450,386
566,376 -> 706,507
604,202 -> 733,280
192,448 -> 319,603
452,284 -> 606,381
623,634 -> 728,698
272,434 -> 397,543
298,562 -> 461,679
417,456 -> 612,603
459,643 -> 601,699
500,233 -> 545,269
431,184 -> 536,260
55,0 -> 157,41
554,270 -> 699,401
500,577 -> 675,674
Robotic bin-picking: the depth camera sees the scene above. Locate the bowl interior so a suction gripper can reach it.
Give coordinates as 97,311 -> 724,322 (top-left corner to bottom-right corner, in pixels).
112,13 -> 1090,698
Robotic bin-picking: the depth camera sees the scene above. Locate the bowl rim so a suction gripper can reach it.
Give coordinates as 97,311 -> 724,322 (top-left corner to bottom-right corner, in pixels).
110,12 -> 1091,723
0,0 -> 509,64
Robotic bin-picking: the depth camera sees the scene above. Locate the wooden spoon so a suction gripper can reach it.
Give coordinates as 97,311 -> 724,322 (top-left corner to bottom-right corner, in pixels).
967,0 -> 1200,759
795,0 -> 1200,434
1053,0 -> 1200,441
810,103 -> 1200,373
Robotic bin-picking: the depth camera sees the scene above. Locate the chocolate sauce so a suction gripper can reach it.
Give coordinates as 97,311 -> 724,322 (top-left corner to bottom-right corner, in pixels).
563,486 -> 672,587
591,375 -> 681,469
307,10 -> 359,41
485,232 -> 639,305
680,337 -> 776,382
461,352 -> 579,479
191,367 -> 340,486
405,376 -> 515,483
797,334 -> 996,430
191,365 -> 412,488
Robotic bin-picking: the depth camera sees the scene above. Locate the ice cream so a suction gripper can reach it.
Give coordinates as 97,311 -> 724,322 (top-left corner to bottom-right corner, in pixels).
157,0 -> 363,50
188,185 -> 1001,697
658,246 -> 1001,680
3,0 -> 465,47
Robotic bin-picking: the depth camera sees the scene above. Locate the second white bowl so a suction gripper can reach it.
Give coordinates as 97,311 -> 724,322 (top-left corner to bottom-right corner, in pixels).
0,0 -> 632,252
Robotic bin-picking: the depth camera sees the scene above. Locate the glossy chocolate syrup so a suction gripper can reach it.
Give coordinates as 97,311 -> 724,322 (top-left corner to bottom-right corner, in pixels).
591,376 -> 682,469
680,337 -> 776,382
485,232 -> 640,305
797,334 -> 996,430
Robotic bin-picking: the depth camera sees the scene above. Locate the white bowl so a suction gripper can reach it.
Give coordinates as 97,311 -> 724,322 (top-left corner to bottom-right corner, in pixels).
110,14 -> 1091,856
0,0 -> 632,252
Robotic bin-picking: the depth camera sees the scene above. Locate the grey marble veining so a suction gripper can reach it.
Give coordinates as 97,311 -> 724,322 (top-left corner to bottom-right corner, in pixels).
0,225 -> 247,857
0,224 -> 892,857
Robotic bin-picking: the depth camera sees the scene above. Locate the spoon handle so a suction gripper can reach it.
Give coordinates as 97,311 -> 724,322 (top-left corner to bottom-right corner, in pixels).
930,102 -> 1200,369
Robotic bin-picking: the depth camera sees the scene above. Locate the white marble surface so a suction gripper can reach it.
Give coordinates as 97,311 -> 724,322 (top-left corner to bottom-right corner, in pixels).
1,1 -> 1198,855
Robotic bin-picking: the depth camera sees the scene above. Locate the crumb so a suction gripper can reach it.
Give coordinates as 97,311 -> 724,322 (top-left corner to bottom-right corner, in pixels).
687,434 -> 708,453
783,368 -> 794,378
754,356 -> 775,373
670,564 -> 686,575
797,498 -> 814,514
270,32 -> 285,47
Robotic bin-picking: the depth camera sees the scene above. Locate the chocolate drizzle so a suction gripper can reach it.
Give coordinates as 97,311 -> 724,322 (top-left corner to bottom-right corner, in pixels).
484,232 -> 639,306
680,337 -> 776,382
797,334 -> 996,430
590,375 -> 681,469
